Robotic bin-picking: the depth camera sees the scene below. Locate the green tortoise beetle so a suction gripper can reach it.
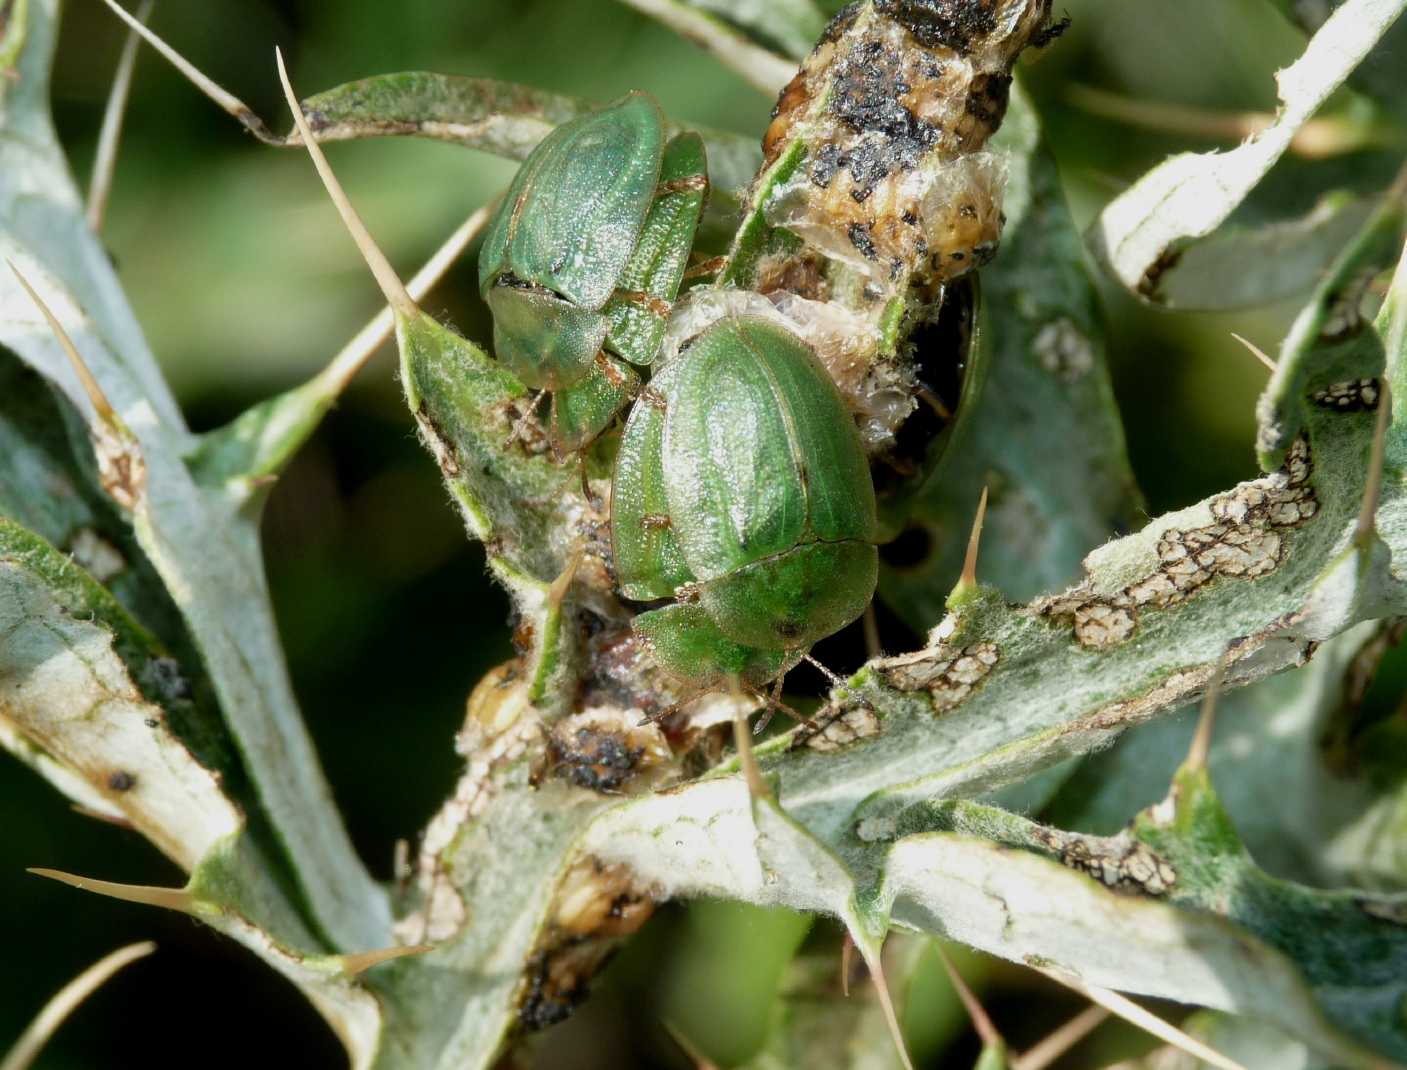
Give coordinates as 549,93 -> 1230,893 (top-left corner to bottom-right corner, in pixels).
611,314 -> 879,694
479,91 -> 709,453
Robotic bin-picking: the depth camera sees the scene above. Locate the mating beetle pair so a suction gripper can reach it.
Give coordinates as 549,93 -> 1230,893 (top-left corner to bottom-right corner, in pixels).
479,92 -> 707,453
482,95 -> 878,689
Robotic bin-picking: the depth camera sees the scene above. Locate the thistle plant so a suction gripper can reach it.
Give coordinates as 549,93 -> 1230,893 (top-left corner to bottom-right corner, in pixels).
4,1 -> 1407,1068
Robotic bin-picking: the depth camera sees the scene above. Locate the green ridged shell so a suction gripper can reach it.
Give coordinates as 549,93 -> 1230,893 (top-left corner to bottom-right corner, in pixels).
611,315 -> 878,681
478,91 -> 664,310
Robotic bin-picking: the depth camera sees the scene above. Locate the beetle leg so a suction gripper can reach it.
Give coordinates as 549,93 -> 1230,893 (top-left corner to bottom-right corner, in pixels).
577,457 -> 601,508
502,389 -> 548,450
682,255 -> 727,281
801,651 -> 850,691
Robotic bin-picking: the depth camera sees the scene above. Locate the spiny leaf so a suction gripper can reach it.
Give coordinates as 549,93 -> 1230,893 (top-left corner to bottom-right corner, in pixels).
1265,0 -> 1407,127
0,0 -> 388,952
1142,192 -> 1381,312
1090,0 -> 1407,302
1256,176 -> 1406,469
0,519 -> 241,871
889,772 -> 1407,1064
1047,621 -> 1407,891
0,349 -> 186,649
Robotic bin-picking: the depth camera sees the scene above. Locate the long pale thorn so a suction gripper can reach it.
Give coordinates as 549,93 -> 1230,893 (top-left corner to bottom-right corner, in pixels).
8,261 -> 119,429
274,48 -> 416,319
28,868 -> 194,912
1,942 -> 156,1070
88,1 -> 154,231
311,202 -> 496,399
96,0 -> 272,138
1038,968 -> 1248,1070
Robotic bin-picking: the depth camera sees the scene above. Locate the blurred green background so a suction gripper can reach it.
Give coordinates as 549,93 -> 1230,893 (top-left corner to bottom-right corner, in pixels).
2,0 -> 1401,1067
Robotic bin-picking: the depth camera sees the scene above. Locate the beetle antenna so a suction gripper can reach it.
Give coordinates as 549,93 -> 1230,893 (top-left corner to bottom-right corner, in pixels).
637,702 -> 680,728
1230,332 -> 1277,374
274,48 -> 417,319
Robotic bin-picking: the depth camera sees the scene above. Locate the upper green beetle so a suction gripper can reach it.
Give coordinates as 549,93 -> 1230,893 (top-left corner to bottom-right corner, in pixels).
612,315 -> 879,688
479,91 -> 708,453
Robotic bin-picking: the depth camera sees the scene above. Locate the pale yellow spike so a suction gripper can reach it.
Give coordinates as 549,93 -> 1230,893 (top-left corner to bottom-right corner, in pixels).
1230,332 -> 1277,374
856,936 -> 915,1070
1012,1005 -> 1110,1070
28,868 -> 194,913
728,675 -> 770,800
7,261 -> 119,429
958,486 -> 990,592
1354,379 -> 1392,547
87,0 -> 155,232
1,941 -> 156,1070
1037,968 -> 1249,1070
661,1022 -> 720,1070
547,544 -> 585,612
312,201 -> 497,400
338,943 -> 434,977
934,944 -> 1004,1051
1187,646 -> 1236,772
274,48 -> 416,319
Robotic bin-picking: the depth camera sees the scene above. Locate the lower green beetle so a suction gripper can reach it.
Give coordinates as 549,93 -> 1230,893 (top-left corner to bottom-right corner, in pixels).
479,91 -> 708,453
612,315 -> 879,690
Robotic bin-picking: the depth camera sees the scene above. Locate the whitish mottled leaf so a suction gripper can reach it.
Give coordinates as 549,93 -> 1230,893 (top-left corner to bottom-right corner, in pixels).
0,349 -> 187,647
881,82 -> 1141,626
1146,1012 -> 1326,1070
1268,0 -> 1407,127
0,519 -> 388,1068
1090,0 -> 1407,301
1255,185 -> 1405,468
0,519 -> 239,868
0,0 -> 388,951
1149,192 -> 1379,311
582,785 -> 1382,1067
905,761 -> 1407,1064
1048,621 -> 1407,892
